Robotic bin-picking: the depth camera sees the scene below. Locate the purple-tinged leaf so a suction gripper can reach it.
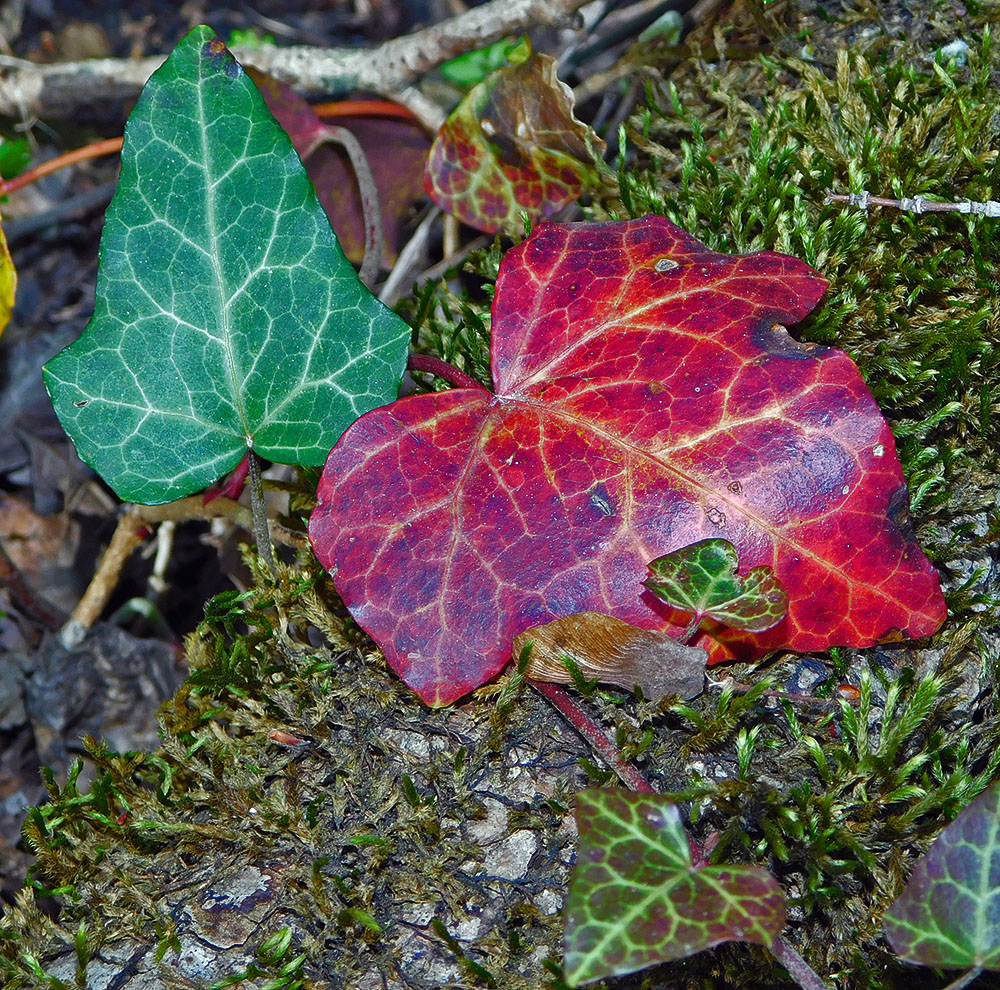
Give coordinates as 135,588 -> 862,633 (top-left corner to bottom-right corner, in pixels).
308,217 -> 946,707
425,50 -> 606,234
884,783 -> 1000,969
564,787 -> 786,985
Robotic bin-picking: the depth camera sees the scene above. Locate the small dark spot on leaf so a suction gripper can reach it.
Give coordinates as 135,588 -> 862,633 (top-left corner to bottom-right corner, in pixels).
485,129 -> 529,168
707,506 -> 725,527
589,485 -> 614,517
654,256 -> 679,273
73,399 -> 89,407
201,38 -> 240,78
728,480 -> 742,494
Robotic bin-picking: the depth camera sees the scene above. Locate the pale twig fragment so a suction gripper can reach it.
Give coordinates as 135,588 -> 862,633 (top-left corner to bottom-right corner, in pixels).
0,0 -> 593,118
826,190 -> 1000,217
59,495 -> 308,648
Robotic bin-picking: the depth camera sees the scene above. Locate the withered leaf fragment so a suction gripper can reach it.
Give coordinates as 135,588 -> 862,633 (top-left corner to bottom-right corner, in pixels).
425,49 -> 606,234
515,611 -> 707,700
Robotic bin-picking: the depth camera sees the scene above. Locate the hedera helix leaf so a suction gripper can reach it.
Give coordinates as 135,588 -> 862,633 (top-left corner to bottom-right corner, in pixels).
42,26 -> 410,505
425,47 -> 606,235
309,217 -> 947,708
884,782 -> 1000,969
645,538 -> 788,635
564,787 -> 786,985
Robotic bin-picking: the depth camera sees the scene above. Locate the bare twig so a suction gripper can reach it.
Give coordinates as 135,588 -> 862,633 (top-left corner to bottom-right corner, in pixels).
311,98 -> 419,123
0,0 -> 593,119
3,182 -> 115,242
826,190 -> 1000,217
707,675 -> 845,711
0,136 -> 122,195
770,937 -> 833,990
941,968 -> 984,990
59,512 -> 150,648
379,206 -> 440,306
58,493 -> 308,648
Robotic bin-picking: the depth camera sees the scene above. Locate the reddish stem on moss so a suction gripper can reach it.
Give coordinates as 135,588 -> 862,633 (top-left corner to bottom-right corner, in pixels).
531,679 -> 709,867
0,136 -> 123,196
408,353 -> 489,391
770,937 -> 833,990
530,680 -> 653,793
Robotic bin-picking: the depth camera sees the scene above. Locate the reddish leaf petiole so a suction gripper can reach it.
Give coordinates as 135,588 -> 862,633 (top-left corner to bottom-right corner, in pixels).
407,353 -> 489,391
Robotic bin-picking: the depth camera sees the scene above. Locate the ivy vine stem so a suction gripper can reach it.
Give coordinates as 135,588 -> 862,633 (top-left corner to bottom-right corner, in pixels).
408,353 -> 489,391
246,447 -> 277,577
530,680 -> 653,793
770,938 -> 833,990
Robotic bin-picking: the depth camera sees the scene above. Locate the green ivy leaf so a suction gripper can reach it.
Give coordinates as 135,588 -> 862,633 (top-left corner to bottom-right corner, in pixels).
43,26 -> 410,504
564,788 -> 786,985
644,538 -> 788,633
884,782 -> 1000,969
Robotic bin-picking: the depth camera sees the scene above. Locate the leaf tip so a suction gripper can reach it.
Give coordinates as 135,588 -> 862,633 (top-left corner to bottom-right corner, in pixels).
199,32 -> 241,78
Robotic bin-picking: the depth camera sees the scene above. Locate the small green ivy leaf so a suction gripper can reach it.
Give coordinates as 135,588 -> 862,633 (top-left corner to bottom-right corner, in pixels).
645,538 -> 788,634
564,788 -> 786,985
884,782 -> 1000,969
43,25 -> 410,504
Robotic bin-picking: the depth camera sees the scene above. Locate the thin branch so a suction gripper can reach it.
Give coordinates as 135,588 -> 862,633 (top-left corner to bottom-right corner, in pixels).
530,680 -> 654,792
312,99 -> 418,122
379,206 -> 440,306
59,513 -> 150,648
0,136 -> 122,196
825,190 -> 1000,217
941,967 -> 984,990
770,937 -> 833,990
57,494 -> 308,648
0,0 -> 593,119
707,675 -> 845,712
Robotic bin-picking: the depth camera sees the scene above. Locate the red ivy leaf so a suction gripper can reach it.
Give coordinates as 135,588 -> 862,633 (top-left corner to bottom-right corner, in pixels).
309,217 -> 946,707
425,50 -> 606,234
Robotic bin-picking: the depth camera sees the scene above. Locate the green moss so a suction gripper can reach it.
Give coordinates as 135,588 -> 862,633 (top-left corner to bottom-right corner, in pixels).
605,25 -> 1000,555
